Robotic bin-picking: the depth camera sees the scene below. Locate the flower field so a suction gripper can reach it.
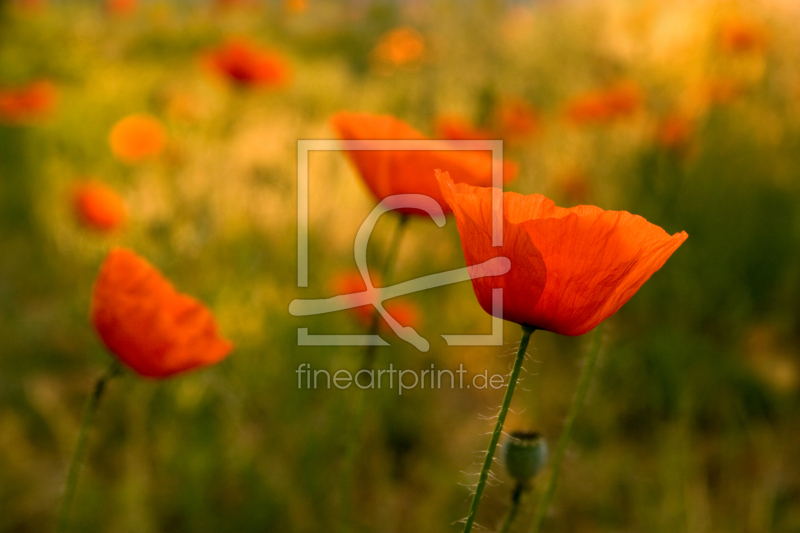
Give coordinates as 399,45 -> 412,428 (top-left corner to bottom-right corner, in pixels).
1,0 -> 800,532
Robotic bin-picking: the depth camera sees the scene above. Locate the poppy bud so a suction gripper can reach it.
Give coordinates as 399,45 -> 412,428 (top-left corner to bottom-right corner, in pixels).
503,431 -> 547,482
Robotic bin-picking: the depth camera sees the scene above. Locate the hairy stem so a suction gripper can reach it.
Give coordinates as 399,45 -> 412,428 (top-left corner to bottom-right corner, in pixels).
462,324 -> 535,533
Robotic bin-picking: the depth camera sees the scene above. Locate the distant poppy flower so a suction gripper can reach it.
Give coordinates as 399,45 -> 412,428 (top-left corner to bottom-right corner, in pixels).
13,0 -> 47,13
698,78 -> 741,108
656,114 -> 693,150
434,115 -> 492,141
492,99 -> 540,145
436,170 -> 687,335
331,112 -> 518,215
556,170 -> 592,205
0,80 -> 57,125
202,38 -> 291,89
73,181 -> 127,232
330,270 -> 420,332
105,0 -> 137,16
108,114 -> 167,164
284,0 -> 307,13
91,248 -> 233,378
719,17 -> 768,55
372,27 -> 425,68
564,81 -> 643,125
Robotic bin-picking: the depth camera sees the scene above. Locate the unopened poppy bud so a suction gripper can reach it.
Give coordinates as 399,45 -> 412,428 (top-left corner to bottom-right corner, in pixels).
503,431 -> 547,482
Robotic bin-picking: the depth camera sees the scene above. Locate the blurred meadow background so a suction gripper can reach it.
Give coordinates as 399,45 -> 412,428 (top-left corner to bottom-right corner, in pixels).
2,0 -> 800,531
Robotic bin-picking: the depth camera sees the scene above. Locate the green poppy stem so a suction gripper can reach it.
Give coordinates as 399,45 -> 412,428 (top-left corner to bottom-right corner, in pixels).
339,214 -> 408,533
530,324 -> 604,533
56,360 -> 122,533
462,324 -> 535,533
498,481 -> 526,533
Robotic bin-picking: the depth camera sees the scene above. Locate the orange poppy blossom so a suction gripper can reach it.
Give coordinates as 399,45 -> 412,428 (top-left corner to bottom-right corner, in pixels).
330,270 -> 421,332
72,181 -> 127,232
91,248 -> 233,378
719,16 -> 768,55
330,112 -> 518,215
436,170 -> 687,336
105,0 -> 137,16
492,99 -> 540,145
434,114 -> 492,141
0,80 -> 57,125
655,113 -> 694,151
564,81 -> 643,125
108,114 -> 167,164
372,27 -> 426,68
202,38 -> 291,89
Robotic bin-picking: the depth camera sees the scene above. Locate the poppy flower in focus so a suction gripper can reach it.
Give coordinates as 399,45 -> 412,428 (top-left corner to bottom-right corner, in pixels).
91,248 -> 234,378
372,27 -> 425,68
330,270 -> 420,332
109,114 -> 167,164
436,170 -> 687,336
0,80 -> 57,125
330,112 -> 518,215
434,115 -> 492,141
73,181 -> 127,232
564,81 -> 643,125
105,0 -> 137,16
492,99 -> 540,145
719,17 -> 768,55
202,38 -> 291,89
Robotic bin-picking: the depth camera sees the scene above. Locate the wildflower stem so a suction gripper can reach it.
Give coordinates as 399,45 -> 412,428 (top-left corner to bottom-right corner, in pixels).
56,360 -> 123,533
462,324 -> 535,533
498,482 -> 526,533
530,324 -> 604,533
339,214 -> 408,533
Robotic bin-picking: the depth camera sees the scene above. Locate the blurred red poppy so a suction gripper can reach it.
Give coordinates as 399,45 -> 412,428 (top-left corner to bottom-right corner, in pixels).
493,99 -> 540,144
330,112 -> 518,215
436,170 -> 687,336
73,181 -> 127,232
434,115 -> 492,141
372,27 -> 425,68
0,80 -> 57,125
91,248 -> 233,378
564,81 -> 643,125
109,114 -> 167,164
719,17 -> 768,55
656,114 -> 693,150
330,270 -> 420,332
105,0 -> 137,16
202,38 -> 291,89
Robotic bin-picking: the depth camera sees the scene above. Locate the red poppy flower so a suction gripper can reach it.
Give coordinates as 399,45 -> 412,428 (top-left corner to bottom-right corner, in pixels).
105,0 -> 136,16
73,181 -> 127,232
330,270 -> 421,332
108,114 -> 167,164
434,115 -> 492,141
91,248 -> 233,378
372,27 -> 425,68
202,38 -> 291,89
330,112 -> 518,215
436,170 -> 687,336
0,80 -> 57,125
492,99 -> 540,145
656,114 -> 693,150
719,17 -> 768,55
564,81 -> 643,125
